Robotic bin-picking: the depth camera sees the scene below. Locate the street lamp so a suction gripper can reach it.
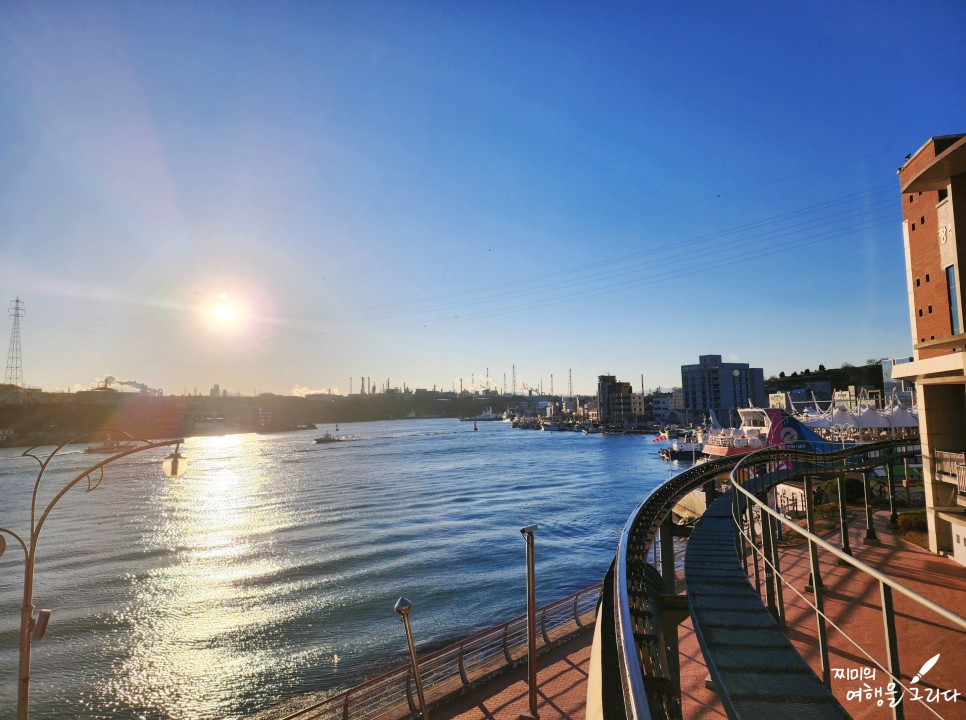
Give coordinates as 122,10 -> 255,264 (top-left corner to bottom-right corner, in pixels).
0,431 -> 187,720
394,597 -> 429,720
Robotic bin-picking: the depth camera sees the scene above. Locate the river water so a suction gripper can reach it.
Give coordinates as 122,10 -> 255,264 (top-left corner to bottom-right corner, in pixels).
0,419 -> 680,719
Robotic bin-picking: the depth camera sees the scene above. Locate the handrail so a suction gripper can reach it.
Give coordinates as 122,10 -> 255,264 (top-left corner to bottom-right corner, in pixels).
608,437 -> 927,720
613,454 -> 745,720
728,439 -> 966,718
730,443 -> 964,631
274,583 -> 600,720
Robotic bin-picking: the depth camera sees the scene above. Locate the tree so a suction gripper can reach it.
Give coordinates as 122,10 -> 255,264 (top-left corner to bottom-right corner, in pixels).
818,364 -> 826,372
841,362 -> 854,369
779,371 -> 786,379
804,368 -> 811,375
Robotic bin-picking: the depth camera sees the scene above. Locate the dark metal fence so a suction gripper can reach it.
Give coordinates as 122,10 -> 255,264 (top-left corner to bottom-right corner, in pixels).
275,584 -> 600,720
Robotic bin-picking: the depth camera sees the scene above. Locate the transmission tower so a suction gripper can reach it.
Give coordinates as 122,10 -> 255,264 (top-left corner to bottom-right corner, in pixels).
4,297 -> 24,388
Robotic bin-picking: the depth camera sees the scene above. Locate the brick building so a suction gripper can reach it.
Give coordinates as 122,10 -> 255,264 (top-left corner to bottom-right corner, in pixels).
893,134 -> 966,565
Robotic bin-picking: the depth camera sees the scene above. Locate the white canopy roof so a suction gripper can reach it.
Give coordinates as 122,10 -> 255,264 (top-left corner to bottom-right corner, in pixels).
830,407 -> 859,427
856,406 -> 890,428
882,405 -> 920,428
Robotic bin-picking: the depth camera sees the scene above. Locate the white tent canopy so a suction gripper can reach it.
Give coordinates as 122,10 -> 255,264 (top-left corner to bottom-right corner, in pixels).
829,407 -> 859,427
856,406 -> 890,428
882,405 -> 919,428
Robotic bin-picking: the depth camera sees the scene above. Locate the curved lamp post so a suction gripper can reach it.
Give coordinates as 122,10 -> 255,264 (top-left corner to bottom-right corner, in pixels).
0,431 -> 187,720
394,597 -> 429,720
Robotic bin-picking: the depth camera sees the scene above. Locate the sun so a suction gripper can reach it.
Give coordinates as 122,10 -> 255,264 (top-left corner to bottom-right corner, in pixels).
212,292 -> 236,324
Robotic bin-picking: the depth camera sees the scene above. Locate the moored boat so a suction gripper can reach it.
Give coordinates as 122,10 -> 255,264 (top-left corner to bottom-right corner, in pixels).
697,407 -> 827,457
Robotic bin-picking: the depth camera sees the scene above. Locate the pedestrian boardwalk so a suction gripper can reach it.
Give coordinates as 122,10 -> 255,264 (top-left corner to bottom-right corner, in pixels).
434,510 -> 964,720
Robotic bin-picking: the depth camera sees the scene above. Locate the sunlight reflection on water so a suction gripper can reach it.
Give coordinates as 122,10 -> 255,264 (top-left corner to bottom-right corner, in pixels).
0,420 -> 670,719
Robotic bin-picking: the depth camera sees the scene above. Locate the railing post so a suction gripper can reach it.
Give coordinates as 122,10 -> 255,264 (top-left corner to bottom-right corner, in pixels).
343,690 -> 352,720
807,536 -> 831,687
837,471 -> 853,561
660,517 -> 676,594
458,641 -> 469,686
760,497 -> 778,620
746,500 -> 761,594
861,470 -> 880,545
501,623 -> 513,663
885,459 -> 900,527
768,512 -> 786,628
540,607 -> 550,645
573,593 -> 582,627
803,474 -> 822,592
880,583 -> 905,720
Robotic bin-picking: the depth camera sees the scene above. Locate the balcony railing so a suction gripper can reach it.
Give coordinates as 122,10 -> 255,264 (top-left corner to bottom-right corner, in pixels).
275,583 -> 600,720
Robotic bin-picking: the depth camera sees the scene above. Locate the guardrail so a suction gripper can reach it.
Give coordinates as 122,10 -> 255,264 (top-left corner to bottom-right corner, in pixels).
612,454 -> 746,720
277,583 -> 601,720
729,439 -> 966,720
603,438 -> 931,720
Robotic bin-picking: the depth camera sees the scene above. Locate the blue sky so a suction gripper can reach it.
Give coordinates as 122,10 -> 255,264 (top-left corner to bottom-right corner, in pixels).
1,1 -> 964,396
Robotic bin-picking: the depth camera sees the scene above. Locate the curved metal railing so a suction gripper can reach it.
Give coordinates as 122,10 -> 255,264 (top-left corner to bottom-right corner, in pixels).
728,439 -> 966,719
272,583 -> 600,720
606,437 -> 936,720
612,455 -> 746,720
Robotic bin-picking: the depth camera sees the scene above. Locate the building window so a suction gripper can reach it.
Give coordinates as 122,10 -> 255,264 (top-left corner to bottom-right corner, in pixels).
921,216 -> 926,225
916,278 -> 921,287
939,188 -> 949,202
947,265 -> 961,335
909,195 -> 914,203
919,309 -> 923,317
928,305 -> 933,314
912,223 -> 916,231
927,274 -> 931,282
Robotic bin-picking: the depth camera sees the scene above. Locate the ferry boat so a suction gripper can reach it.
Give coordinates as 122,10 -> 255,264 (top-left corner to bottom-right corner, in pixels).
697,407 -> 827,457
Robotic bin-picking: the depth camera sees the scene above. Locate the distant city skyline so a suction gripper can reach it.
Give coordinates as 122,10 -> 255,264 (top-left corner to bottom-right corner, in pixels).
2,2 -> 964,396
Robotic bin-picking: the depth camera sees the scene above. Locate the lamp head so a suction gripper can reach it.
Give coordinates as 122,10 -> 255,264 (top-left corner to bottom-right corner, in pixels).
394,597 -> 413,616
520,524 -> 538,535
162,444 -> 188,478
32,609 -> 52,641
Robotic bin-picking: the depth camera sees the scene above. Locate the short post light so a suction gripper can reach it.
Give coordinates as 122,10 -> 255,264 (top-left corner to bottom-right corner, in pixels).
519,524 -> 539,720
394,597 -> 429,720
0,432 -> 187,720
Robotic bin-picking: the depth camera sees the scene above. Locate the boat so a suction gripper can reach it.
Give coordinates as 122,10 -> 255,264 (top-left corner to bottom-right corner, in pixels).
314,432 -> 341,444
659,431 -> 703,460
697,407 -> 827,458
460,407 -> 501,422
84,437 -> 135,454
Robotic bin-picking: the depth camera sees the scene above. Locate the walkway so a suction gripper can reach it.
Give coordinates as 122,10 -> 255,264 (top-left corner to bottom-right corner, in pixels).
434,510 -> 964,720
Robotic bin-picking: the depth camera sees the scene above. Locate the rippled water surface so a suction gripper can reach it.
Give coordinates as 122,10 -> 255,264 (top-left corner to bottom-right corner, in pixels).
0,419 -> 678,719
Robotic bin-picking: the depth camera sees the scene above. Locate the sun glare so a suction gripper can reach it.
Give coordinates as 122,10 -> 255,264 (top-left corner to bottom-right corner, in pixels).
206,291 -> 244,332
214,302 -> 235,322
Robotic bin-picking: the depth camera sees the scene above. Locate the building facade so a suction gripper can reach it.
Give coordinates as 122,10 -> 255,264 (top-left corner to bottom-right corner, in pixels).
681,355 -> 766,426
893,134 -> 966,565
597,375 -> 633,424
